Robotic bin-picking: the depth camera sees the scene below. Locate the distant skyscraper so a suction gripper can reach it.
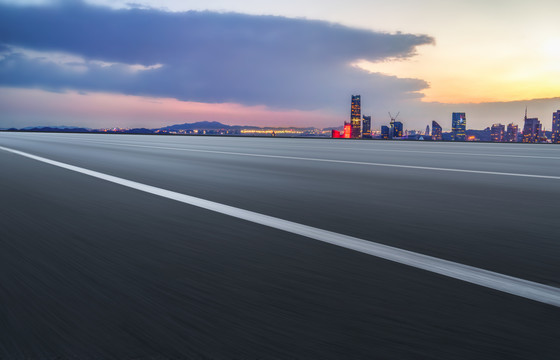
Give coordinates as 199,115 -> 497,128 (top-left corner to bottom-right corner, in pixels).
362,115 -> 371,138
425,125 -> 430,136
522,108 -> 541,143
431,121 -> 442,141
451,112 -> 466,141
350,95 -> 361,139
552,110 -> 560,144
393,121 -> 403,138
381,125 -> 389,140
506,123 -> 518,142
491,123 -> 505,142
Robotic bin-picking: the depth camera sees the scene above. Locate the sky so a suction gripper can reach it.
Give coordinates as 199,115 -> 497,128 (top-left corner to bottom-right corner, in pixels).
1,0 -> 559,130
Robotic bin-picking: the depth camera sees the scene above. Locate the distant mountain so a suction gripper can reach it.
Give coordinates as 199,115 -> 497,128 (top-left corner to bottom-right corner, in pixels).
19,126 -> 90,133
2,121 -> 326,133
21,125 -> 91,130
159,121 -> 237,131
158,121 -> 315,131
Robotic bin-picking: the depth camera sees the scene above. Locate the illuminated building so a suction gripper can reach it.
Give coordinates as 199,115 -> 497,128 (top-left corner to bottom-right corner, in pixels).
381,125 -> 389,140
350,95 -> 361,138
431,121 -> 442,141
452,112 -> 466,141
343,122 -> 352,139
506,123 -> 518,142
362,115 -> 371,138
522,108 -> 541,143
393,121 -> 403,138
553,110 -> 560,144
241,129 -> 306,135
332,130 -> 341,138
491,123 -> 505,142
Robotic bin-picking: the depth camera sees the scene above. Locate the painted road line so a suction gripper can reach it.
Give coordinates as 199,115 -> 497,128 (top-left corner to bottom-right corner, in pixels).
7,132 -> 560,160
28,137 -> 560,180
2,144 -> 560,307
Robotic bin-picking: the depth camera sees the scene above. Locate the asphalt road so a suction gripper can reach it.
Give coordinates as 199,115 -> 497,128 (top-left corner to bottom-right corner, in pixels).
1,132 -> 559,359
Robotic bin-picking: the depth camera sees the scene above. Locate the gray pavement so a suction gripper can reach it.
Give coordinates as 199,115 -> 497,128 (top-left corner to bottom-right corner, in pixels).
1,132 -> 559,359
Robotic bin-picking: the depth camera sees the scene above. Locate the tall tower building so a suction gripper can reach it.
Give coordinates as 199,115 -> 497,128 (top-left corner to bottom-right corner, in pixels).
451,112 -> 466,141
506,123 -> 518,142
350,95 -> 361,139
431,121 -> 442,141
425,125 -> 430,136
552,110 -> 560,144
362,115 -> 371,138
381,126 -> 389,140
491,123 -> 505,142
522,108 -> 541,143
393,121 -> 403,138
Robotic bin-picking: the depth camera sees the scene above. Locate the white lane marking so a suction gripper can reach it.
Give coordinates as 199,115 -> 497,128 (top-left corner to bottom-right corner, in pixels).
12,132 -> 560,160
2,144 -> 560,307
309,146 -> 560,160
22,137 -> 560,180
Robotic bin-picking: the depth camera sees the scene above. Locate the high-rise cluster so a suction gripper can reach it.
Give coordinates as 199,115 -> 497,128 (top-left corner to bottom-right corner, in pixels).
332,96 -> 559,144
332,95 -> 375,139
332,95 -> 408,139
479,108 -> 560,143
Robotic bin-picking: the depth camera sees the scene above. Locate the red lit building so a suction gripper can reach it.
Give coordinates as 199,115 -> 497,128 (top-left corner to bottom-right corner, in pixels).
343,122 -> 352,138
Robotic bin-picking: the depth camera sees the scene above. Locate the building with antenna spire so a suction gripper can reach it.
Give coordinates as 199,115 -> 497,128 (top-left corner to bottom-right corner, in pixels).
522,107 -> 541,143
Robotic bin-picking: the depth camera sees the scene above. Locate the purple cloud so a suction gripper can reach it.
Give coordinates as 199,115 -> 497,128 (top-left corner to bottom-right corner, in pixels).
0,0 -> 434,110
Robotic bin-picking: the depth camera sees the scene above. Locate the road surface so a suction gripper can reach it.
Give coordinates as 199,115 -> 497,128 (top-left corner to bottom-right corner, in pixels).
1,132 -> 559,359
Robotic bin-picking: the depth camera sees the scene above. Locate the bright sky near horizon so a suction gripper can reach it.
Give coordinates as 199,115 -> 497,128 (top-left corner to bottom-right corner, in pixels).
1,0 -> 559,130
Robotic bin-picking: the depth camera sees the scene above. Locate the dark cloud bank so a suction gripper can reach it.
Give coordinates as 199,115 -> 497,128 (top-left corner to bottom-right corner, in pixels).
0,0 -> 434,110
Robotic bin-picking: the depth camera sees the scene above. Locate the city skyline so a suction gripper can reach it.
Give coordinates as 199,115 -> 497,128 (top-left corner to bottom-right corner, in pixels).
4,93 -> 560,144
328,95 -> 560,143
6,103 -> 560,144
1,0 -> 560,130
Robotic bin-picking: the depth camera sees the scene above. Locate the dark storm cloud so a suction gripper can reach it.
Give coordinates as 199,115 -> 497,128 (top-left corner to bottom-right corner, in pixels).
0,0 -> 434,109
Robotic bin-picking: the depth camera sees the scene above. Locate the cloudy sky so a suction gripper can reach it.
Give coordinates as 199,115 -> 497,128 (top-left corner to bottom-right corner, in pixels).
1,0 -> 559,130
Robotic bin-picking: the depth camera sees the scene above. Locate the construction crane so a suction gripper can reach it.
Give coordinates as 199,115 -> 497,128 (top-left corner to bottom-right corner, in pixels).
388,112 -> 400,125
